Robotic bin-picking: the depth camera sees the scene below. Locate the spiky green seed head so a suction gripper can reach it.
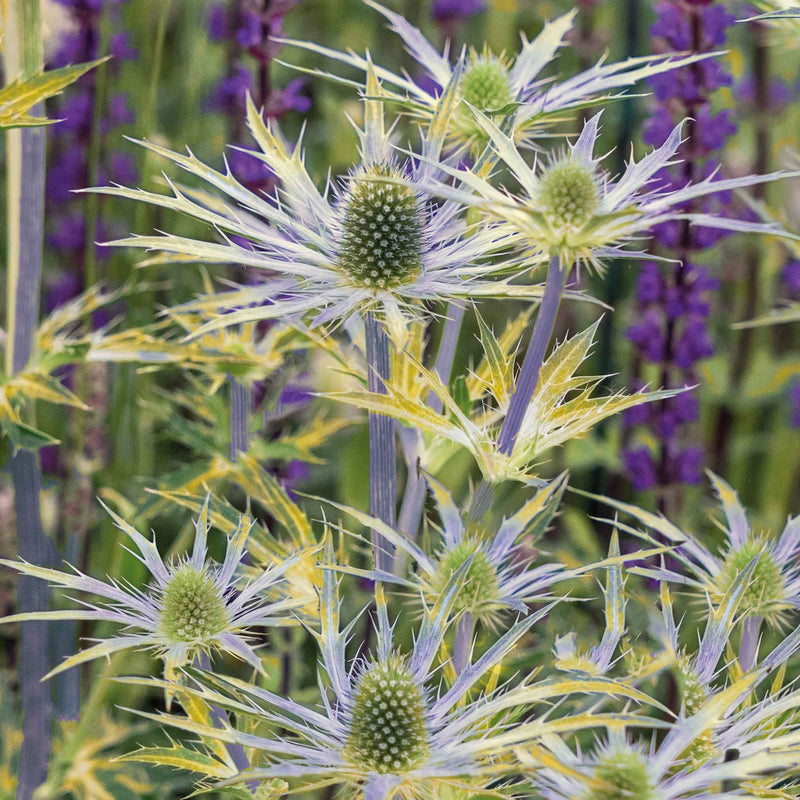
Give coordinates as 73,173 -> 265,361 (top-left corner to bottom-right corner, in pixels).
461,58 -> 513,111
538,159 -> 600,231
336,165 -> 423,290
589,750 -> 653,800
673,654 -> 716,767
716,538 -> 784,619
676,654 -> 706,716
160,565 -> 227,643
430,542 -> 499,617
346,657 -> 429,774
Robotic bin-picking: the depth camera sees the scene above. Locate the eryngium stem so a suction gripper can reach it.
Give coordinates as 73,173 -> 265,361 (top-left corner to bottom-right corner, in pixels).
229,378 -> 250,461
469,256 -> 565,521
496,254 -> 564,456
365,312 -> 397,572
195,653 -> 257,792
396,302 -> 466,547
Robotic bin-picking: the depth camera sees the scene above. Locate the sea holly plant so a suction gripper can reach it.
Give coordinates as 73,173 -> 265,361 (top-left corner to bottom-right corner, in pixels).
282,1 -> 719,153
121,541 -> 664,799
0,497 -> 318,681
4,3 -> 800,799
594,472 -> 800,670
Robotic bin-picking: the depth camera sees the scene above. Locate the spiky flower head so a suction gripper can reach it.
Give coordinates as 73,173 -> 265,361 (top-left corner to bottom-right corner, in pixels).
281,2 -> 717,153
0,498 -> 316,681
134,541 -> 657,799
604,473 -> 800,631
423,112 -> 796,273
336,163 -> 425,290
88,64 -> 534,346
320,475 -> 572,627
527,670 -> 800,800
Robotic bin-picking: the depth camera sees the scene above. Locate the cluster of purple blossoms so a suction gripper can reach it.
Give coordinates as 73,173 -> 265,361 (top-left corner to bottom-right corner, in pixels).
623,1 -> 736,492
206,0 -> 310,193
46,1 -> 138,276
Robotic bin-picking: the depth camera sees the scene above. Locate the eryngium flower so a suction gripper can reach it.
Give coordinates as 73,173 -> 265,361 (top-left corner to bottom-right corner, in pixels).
0,498 -> 315,679
526,620 -> 800,797
601,472 -> 800,629
423,111 -> 796,272
282,1 -> 714,153
88,67 -> 533,344
327,475 -> 665,631
138,542 -> 659,799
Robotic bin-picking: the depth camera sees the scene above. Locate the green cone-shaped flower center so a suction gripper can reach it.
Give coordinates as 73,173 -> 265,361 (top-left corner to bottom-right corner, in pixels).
160,565 -> 227,643
676,655 -> 706,716
716,539 -> 783,617
538,159 -> 600,230
461,58 -> 513,111
431,542 -> 499,616
346,658 -> 429,774
337,165 -> 423,290
674,655 -> 715,767
590,751 -> 653,800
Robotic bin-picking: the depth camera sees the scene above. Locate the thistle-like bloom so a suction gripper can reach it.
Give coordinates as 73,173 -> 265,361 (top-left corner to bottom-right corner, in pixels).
423,111 -> 795,271
0,499 -> 315,679
326,474 -> 569,626
527,705 -> 800,800
528,616 -> 800,800
282,1 -> 713,153
600,472 -> 800,630
328,475 -> 665,631
89,66 -> 534,344
134,542 -> 660,799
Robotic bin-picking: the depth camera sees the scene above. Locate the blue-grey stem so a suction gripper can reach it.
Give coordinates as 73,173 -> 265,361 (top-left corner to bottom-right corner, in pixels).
452,613 -> 474,673
365,312 -> 397,572
496,254 -> 564,455
7,107 -> 55,798
195,653 -> 257,792
229,378 -> 250,461
396,302 -> 466,546
469,256 -> 565,520
740,616 -> 762,672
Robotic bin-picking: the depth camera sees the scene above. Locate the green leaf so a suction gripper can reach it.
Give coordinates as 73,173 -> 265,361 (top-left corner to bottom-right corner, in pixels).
0,58 -> 107,129
3,419 -> 59,450
450,374 -> 471,417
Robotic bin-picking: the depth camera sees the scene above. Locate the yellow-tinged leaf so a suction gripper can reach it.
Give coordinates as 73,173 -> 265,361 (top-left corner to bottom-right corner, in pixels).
0,58 -> 107,129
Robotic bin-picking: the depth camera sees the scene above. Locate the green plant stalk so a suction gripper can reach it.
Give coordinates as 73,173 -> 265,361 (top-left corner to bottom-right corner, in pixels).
4,1 -> 55,797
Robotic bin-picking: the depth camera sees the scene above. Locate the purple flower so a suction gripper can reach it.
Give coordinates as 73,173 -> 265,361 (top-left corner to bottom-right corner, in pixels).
781,260 -> 800,295
790,381 -> 800,428
236,10 -> 263,48
625,0 -> 736,492
109,31 -> 138,62
623,448 -> 658,491
208,64 -> 252,113
432,0 -> 485,23
672,446 -> 703,484
207,3 -> 230,41
278,78 -> 311,114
